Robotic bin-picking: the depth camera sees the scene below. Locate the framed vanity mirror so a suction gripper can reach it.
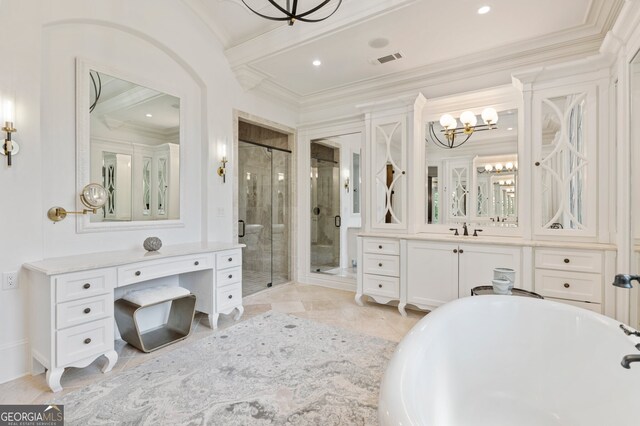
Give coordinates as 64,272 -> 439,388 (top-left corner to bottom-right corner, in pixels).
425,109 -> 519,229
76,59 -> 183,231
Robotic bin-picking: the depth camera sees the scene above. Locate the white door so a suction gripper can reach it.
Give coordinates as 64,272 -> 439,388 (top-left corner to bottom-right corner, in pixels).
406,241 -> 459,310
458,244 -> 522,297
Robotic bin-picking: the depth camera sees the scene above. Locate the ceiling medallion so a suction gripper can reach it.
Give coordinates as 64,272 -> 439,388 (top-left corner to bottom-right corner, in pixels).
241,0 -> 342,26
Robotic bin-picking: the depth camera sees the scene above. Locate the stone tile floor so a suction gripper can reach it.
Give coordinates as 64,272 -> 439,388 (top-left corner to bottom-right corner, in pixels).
0,282 -> 426,405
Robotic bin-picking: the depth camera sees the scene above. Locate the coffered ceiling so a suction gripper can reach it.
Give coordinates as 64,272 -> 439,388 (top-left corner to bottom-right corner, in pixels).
185,0 -> 624,105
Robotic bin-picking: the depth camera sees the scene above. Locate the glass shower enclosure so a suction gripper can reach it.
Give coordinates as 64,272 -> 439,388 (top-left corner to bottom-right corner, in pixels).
238,141 -> 291,296
310,141 -> 341,274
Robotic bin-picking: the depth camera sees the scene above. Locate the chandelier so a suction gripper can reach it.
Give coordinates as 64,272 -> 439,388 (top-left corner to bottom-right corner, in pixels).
428,108 -> 499,149
241,0 -> 342,26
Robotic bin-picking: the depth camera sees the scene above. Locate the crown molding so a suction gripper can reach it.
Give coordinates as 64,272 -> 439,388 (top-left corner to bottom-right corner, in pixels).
298,33 -> 605,120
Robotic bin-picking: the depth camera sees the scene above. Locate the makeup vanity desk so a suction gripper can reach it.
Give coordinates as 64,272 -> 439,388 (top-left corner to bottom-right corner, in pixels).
24,242 -> 245,392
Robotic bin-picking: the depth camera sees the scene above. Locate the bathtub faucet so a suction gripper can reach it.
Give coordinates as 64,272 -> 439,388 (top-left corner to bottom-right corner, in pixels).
612,274 -> 640,289
621,354 -> 640,369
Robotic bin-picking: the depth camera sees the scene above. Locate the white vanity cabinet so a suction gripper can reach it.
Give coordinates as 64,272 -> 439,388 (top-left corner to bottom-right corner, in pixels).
356,237 -> 401,308
534,247 -> 611,313
24,242 -> 244,392
404,240 -> 522,312
357,236 -> 522,315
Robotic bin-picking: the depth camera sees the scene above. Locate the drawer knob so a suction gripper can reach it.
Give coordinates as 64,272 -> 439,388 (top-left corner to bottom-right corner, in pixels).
378,284 -> 383,288
228,257 -> 233,262
83,283 -> 91,289
459,249 -> 464,254
228,294 -> 233,299
84,308 -> 91,314
535,161 -> 541,166
453,249 -> 458,254
135,271 -> 141,276
378,245 -> 383,249
228,274 -> 233,279
564,258 -> 570,264
194,261 -> 200,266
564,283 -> 571,288
378,263 -> 383,267
84,338 -> 92,345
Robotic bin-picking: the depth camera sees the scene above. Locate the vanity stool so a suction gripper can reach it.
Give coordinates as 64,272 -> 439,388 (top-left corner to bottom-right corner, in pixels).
115,286 -> 196,353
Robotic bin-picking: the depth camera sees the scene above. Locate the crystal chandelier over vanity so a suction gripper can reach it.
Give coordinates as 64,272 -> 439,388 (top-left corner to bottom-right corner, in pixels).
428,107 -> 499,149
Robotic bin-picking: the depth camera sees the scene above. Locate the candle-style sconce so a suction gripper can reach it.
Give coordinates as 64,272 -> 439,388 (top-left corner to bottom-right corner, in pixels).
344,169 -> 350,193
1,100 -> 19,167
217,141 -> 228,183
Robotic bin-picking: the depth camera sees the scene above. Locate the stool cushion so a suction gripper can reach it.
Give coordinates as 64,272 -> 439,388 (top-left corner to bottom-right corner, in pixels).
123,286 -> 191,307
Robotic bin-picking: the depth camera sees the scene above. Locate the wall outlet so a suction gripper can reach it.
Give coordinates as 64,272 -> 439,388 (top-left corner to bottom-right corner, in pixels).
2,271 -> 18,290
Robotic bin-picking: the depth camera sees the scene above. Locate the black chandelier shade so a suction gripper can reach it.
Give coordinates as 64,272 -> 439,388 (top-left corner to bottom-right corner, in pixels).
241,0 -> 342,26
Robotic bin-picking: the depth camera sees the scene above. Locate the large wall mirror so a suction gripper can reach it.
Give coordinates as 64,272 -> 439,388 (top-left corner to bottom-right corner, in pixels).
425,109 -> 518,228
88,70 -> 180,222
76,59 -> 183,231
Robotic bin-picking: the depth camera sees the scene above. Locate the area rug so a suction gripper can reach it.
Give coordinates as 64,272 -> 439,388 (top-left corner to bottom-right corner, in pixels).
56,311 -> 397,425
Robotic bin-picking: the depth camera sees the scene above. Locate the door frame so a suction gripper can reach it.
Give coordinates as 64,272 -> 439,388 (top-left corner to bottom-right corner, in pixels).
233,110 -> 296,285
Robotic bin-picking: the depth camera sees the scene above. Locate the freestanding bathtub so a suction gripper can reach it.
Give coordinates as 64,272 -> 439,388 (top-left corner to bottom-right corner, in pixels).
379,296 -> 640,426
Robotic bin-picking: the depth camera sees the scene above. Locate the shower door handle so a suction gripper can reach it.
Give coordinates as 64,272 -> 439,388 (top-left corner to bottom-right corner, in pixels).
238,220 -> 246,238
334,215 -> 341,228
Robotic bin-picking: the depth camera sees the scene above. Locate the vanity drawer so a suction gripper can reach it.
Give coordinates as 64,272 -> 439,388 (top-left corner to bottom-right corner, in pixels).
117,254 -> 211,286
56,294 -> 113,330
363,254 -> 400,277
217,267 -> 241,287
535,269 -> 602,303
363,239 -> 400,256
363,274 -> 400,299
216,282 -> 242,312
546,297 -> 602,314
535,249 -> 603,274
216,250 -> 242,270
56,318 -> 113,366
55,269 -> 114,303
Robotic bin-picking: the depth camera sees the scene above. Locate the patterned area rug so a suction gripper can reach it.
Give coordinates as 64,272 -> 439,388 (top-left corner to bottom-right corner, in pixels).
57,311 -> 396,425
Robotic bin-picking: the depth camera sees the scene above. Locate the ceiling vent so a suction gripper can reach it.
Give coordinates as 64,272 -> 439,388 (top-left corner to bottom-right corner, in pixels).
371,52 -> 404,65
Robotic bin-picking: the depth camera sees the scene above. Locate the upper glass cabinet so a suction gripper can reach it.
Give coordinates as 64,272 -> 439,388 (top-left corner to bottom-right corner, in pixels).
532,87 -> 597,236
371,115 -> 406,229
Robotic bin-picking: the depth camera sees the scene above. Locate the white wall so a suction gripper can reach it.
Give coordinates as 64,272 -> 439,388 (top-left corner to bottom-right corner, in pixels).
0,0 -> 297,383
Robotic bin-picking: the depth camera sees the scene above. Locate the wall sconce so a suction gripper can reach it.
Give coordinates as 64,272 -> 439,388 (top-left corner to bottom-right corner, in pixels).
217,142 -> 227,183
344,169 -> 350,193
1,99 -> 19,167
47,183 -> 108,222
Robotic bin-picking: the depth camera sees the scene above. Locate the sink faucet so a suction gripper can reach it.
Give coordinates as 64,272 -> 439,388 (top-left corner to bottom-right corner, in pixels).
462,223 -> 469,236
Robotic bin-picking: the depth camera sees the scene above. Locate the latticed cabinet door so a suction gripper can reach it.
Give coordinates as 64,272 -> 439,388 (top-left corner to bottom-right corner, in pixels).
532,85 -> 598,238
370,114 -> 407,230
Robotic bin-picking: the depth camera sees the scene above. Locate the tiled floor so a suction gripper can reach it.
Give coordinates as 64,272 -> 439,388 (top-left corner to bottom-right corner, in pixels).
242,270 -> 289,296
0,282 -> 426,405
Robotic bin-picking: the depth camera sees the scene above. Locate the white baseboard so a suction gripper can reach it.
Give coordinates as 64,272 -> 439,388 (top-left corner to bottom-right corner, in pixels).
298,274 -> 357,292
0,339 -> 29,384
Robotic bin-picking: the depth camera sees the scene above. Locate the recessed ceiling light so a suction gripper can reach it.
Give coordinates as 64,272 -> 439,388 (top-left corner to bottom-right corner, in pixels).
478,5 -> 491,14
312,59 -> 322,67
145,113 -> 153,118
507,127 -> 513,131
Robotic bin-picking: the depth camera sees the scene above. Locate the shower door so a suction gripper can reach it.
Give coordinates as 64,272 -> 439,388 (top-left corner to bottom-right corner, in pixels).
310,141 -> 341,274
238,141 -> 290,296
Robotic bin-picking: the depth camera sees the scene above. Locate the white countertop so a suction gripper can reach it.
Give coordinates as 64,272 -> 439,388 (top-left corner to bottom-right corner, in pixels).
24,242 -> 246,275
358,232 -> 617,250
